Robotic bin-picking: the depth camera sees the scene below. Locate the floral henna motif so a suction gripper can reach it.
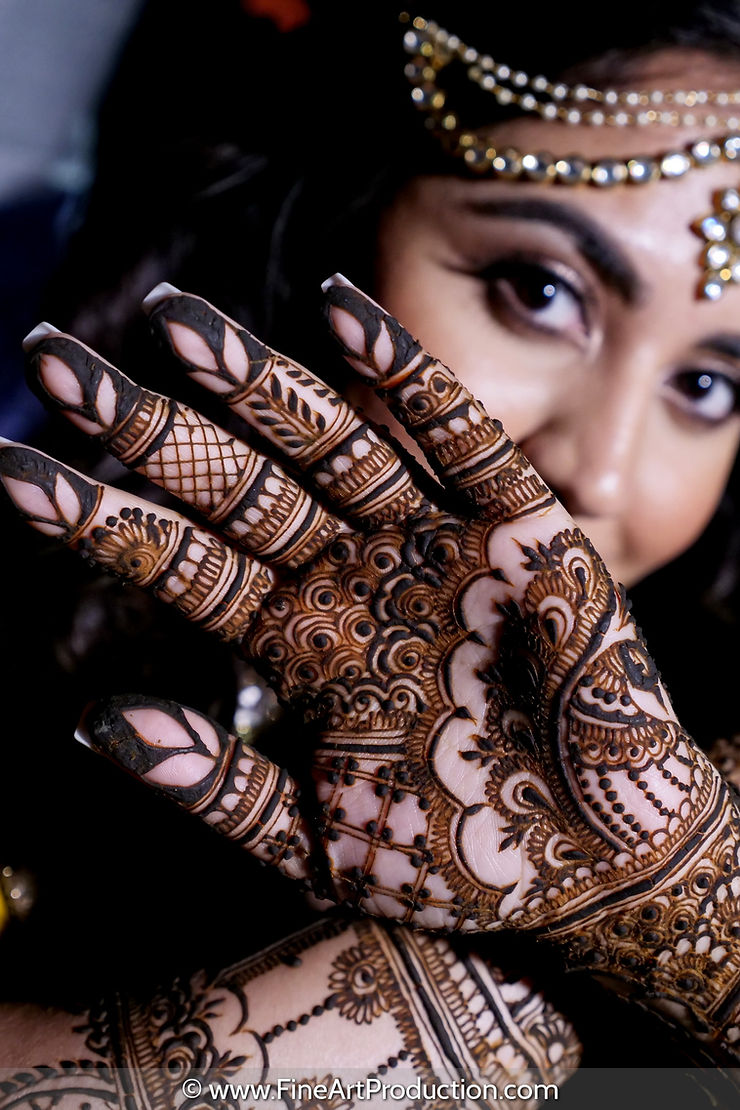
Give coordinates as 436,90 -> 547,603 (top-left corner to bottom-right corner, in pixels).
29,334 -> 346,568
37,917 -> 574,1110
0,443 -> 274,642
328,940 -> 394,1024
240,515 -> 722,932
6,281 -> 740,1057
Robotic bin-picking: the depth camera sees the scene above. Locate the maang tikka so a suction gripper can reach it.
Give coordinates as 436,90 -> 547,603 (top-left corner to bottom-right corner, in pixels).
401,12 -> 740,300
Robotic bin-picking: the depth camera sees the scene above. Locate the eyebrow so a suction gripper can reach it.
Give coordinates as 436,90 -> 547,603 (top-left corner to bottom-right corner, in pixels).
461,195 -> 647,306
701,333 -> 740,361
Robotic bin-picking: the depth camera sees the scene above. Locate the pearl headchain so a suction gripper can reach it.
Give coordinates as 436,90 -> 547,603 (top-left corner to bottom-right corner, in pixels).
400,13 -> 740,300
401,13 -> 740,131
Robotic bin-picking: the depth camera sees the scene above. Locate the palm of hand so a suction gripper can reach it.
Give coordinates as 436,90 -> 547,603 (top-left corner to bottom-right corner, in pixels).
249,499 -> 708,931
2,281 -> 719,937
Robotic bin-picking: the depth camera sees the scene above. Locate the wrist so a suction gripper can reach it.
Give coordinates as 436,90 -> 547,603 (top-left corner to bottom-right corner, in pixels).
547,791 -> 740,1058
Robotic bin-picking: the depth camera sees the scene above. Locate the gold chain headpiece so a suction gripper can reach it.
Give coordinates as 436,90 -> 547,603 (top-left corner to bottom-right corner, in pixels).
401,13 -> 740,299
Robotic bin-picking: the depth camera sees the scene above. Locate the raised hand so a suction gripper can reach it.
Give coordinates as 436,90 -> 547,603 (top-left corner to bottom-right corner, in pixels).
2,279 -> 739,1054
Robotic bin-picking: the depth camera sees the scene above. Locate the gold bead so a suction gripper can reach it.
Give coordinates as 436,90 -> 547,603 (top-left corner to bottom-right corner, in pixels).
491,148 -> 522,178
591,160 -> 629,187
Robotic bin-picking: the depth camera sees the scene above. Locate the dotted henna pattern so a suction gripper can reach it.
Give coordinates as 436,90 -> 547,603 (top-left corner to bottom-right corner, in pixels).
43,917 -> 578,1110
3,281 -> 740,1059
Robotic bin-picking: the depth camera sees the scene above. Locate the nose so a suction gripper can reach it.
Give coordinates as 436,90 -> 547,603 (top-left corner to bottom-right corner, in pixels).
521,369 -> 651,520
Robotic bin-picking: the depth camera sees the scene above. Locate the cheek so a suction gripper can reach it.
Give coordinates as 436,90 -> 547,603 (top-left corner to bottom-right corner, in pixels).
629,434 -> 739,577
376,269 -> 564,441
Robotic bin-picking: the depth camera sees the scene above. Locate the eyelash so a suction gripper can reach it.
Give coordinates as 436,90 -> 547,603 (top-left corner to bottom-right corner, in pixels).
478,255 -> 590,345
475,255 -> 740,428
664,369 -> 740,427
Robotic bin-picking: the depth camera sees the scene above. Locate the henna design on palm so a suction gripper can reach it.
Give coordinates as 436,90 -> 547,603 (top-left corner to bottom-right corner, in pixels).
1,917 -> 579,1109
3,279 -> 740,1054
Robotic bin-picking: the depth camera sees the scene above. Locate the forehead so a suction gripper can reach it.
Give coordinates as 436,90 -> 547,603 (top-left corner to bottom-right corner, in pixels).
409,46 -> 740,310
392,155 -> 740,336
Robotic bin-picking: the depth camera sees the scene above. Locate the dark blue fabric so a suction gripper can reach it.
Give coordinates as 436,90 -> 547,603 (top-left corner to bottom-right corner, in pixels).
0,186 -> 85,439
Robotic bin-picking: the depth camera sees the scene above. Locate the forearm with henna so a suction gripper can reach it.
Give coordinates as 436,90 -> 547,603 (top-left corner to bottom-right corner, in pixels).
0,918 -> 579,1109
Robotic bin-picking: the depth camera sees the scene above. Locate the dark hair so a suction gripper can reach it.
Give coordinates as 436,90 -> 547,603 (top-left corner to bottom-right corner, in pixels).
40,0 -> 740,742
48,0 -> 740,341
4,0 -> 739,1046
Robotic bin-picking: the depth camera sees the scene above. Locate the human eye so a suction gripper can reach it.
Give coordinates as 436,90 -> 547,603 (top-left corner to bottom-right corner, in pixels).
478,255 -> 590,346
665,368 -> 740,426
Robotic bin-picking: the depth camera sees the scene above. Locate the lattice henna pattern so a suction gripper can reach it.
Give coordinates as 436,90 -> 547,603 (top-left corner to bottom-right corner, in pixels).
3,280 -> 740,1058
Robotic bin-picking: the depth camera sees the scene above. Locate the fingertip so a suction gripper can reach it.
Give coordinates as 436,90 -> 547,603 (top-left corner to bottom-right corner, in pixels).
74,722 -> 94,750
22,322 -> 62,353
321,272 -> 355,293
141,282 -> 183,315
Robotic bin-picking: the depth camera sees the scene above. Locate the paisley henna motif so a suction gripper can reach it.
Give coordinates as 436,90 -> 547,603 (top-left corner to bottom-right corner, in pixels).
5,281 -> 740,1057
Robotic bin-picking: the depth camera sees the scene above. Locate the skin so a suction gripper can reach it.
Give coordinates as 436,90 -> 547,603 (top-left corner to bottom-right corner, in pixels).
2,283 -> 740,1062
4,46 -> 740,1097
0,916 -> 579,1108
368,50 -> 740,586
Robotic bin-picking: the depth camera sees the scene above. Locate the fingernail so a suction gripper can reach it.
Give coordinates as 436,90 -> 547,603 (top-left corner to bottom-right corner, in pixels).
22,322 -> 62,353
74,720 -> 94,749
321,276 -> 386,316
75,698 -> 136,764
321,272 -> 355,293
141,282 -> 182,315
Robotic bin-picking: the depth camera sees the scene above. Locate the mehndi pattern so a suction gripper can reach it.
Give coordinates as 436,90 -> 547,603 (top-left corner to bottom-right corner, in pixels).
3,281 -> 740,1057
0,918 -> 578,1109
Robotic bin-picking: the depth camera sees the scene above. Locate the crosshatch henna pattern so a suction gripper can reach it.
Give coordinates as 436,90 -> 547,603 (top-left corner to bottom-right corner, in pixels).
29,334 -> 348,569
2,280 -> 740,1057
0,918 -> 580,1109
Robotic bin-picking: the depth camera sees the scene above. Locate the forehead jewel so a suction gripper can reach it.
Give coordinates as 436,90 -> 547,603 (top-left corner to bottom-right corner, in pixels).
401,12 -> 740,299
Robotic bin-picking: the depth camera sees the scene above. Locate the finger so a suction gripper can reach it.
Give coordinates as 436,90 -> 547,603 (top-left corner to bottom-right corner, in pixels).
322,275 -> 556,523
77,695 -> 318,884
143,285 -> 434,525
25,326 -> 347,570
0,442 -> 274,642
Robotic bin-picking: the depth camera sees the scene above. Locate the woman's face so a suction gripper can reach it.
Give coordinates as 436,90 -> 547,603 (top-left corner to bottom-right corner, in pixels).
369,53 -> 740,587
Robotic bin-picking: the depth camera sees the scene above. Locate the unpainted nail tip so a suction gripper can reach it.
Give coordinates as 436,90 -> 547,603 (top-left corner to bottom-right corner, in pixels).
74,724 -> 94,750
141,282 -> 183,314
0,436 -> 17,446
22,322 -> 62,352
321,273 -> 355,293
